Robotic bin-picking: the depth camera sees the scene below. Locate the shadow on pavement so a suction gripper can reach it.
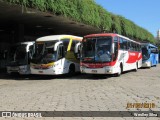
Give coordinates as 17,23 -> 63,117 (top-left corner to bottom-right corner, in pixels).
0,72 -> 113,81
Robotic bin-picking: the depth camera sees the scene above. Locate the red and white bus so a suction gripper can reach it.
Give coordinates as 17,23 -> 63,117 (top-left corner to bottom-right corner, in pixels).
80,33 -> 142,76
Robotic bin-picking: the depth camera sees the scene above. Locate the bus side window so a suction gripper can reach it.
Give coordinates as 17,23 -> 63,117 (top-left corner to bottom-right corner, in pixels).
156,48 -> 159,53
131,42 -> 134,51
136,43 -> 138,51
139,45 -> 142,52
123,39 -> 127,50
61,39 -> 70,54
130,42 -> 133,51
133,42 -> 136,51
119,37 -> 123,50
127,41 -> 129,50
113,37 -> 118,61
71,40 -> 76,52
136,44 -> 138,51
135,44 -> 137,51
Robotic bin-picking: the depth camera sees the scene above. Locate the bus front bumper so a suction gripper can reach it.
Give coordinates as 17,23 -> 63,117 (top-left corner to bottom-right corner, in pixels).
19,65 -> 31,74
7,65 -> 30,75
7,66 -> 19,74
30,67 -> 64,75
142,61 -> 151,67
80,66 -> 116,74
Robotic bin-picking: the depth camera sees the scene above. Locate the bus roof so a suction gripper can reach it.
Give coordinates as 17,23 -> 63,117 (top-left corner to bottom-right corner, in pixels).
36,35 -> 82,42
141,43 -> 158,48
84,33 -> 140,44
84,33 -> 116,38
13,41 -> 35,46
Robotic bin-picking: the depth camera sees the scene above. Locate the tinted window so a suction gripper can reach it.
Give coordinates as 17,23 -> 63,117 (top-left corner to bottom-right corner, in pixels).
130,42 -> 134,51
119,37 -> 123,49
71,40 -> 76,51
123,39 -> 127,50
113,37 -> 118,61
61,39 -> 70,52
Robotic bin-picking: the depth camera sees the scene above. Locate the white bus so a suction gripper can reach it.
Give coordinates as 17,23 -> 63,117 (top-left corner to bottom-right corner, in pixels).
80,33 -> 142,76
7,41 -> 35,74
30,35 -> 82,75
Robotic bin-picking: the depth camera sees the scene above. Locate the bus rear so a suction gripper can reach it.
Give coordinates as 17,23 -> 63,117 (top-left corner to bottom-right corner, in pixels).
80,33 -> 142,76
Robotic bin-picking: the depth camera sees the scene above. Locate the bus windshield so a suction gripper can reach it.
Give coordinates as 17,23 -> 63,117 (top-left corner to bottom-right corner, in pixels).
32,41 -> 58,64
8,44 -> 28,66
142,46 -> 149,60
81,37 -> 112,63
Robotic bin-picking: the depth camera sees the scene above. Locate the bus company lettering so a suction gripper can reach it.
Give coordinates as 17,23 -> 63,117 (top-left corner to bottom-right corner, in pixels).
81,63 -> 110,68
129,53 -> 136,56
126,52 -> 139,63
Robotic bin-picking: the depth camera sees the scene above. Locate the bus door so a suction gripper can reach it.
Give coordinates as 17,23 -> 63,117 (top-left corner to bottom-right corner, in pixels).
56,42 -> 65,64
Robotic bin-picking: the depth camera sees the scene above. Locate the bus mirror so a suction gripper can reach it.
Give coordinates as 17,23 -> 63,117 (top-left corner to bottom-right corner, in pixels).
74,43 -> 81,53
112,43 -> 115,54
26,42 -> 35,53
57,45 -> 65,59
54,41 -> 63,51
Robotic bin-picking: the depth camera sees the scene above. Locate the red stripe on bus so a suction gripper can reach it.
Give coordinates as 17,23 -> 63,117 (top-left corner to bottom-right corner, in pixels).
80,61 -> 116,68
126,52 -> 141,63
137,53 -> 142,60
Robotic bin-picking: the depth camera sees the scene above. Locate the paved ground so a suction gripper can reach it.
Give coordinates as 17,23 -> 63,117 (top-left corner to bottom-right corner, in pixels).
0,65 -> 160,120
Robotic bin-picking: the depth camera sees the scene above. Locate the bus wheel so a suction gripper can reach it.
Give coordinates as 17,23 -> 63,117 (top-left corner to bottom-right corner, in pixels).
134,63 -> 138,72
68,64 -> 75,76
149,62 -> 152,68
115,64 -> 122,77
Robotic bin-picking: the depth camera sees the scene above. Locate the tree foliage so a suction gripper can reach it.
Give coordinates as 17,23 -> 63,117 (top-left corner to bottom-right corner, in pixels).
4,0 -> 155,42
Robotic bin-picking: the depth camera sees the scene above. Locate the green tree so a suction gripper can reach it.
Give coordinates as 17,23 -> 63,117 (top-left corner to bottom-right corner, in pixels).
5,0 -> 155,43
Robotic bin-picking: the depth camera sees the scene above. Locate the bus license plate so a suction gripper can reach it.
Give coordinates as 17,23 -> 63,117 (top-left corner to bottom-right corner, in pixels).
39,71 -> 43,73
92,70 -> 97,73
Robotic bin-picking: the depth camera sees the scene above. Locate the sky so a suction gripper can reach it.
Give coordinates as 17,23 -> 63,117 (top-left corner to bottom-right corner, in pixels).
95,0 -> 160,37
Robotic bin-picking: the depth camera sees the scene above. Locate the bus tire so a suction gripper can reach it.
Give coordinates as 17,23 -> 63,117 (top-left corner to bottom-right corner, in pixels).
134,62 -> 138,72
68,64 -> 75,76
149,61 -> 152,68
115,64 -> 123,77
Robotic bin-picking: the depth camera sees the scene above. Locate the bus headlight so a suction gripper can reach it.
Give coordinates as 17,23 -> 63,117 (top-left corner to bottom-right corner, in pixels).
47,65 -> 53,69
19,66 -> 28,72
53,63 -> 59,67
145,61 -> 151,66
80,66 -> 86,72
104,66 -> 112,73
80,66 -> 85,69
